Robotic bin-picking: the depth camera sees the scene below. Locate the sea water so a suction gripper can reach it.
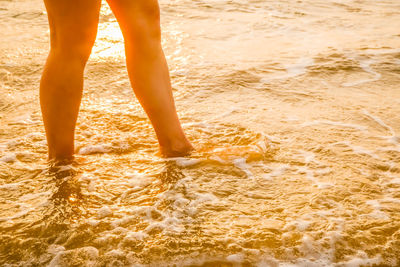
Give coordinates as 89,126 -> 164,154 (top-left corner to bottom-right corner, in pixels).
0,0 -> 400,266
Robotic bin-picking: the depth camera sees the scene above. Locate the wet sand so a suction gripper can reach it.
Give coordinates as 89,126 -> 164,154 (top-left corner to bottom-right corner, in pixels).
1,0 -> 400,266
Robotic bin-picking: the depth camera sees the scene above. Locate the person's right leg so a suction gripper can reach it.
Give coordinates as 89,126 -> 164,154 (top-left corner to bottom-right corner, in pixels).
40,0 -> 101,160
106,0 -> 193,157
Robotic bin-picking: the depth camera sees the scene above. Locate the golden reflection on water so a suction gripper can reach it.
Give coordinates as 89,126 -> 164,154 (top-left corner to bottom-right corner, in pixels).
1,0 -> 400,266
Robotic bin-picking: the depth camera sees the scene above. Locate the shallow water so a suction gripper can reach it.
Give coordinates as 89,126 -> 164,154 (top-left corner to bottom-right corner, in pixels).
1,0 -> 400,266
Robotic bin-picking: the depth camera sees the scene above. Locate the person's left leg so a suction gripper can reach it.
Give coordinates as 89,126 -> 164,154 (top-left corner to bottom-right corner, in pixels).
40,0 -> 101,160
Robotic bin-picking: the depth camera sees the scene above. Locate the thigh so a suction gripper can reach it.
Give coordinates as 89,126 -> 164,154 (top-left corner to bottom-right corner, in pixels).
44,0 -> 102,47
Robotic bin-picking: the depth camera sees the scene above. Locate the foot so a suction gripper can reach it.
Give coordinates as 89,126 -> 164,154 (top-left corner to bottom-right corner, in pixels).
160,140 -> 194,158
48,157 -> 77,179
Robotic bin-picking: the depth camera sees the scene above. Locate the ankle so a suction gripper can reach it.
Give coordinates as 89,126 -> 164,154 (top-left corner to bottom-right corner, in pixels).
159,138 -> 194,157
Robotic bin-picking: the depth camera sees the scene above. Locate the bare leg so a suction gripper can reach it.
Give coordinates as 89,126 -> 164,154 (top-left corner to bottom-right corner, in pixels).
40,0 -> 101,160
106,0 -> 193,157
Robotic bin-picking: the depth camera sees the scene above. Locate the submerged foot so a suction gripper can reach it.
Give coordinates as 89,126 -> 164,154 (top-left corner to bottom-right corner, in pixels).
48,157 -> 77,179
160,140 -> 194,158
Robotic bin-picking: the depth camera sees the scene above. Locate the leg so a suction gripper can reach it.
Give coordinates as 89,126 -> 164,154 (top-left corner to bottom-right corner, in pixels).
40,0 -> 101,160
106,0 -> 193,157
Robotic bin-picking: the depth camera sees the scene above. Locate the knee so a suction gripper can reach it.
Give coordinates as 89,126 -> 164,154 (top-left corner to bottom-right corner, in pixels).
49,27 -> 97,66
124,0 -> 161,42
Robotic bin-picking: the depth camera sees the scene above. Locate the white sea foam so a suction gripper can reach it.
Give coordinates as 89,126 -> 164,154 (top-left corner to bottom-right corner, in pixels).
299,150 -> 315,164
48,247 -> 99,267
78,173 -> 93,182
6,139 -> 25,149
87,180 -> 96,192
284,116 -> 300,122
209,155 -> 227,164
342,59 -> 381,87
296,220 -> 311,231
81,131 -> 93,138
365,200 -> 390,220
262,164 -> 288,180
57,164 -> 75,173
8,115 -> 41,126
298,234 -> 314,254
284,57 -> 315,78
315,167 -> 332,176
226,253 -> 244,263
144,217 -> 184,234
124,231 -> 148,241
301,120 -> 367,131
381,197 -> 400,204
78,145 -> 111,155
110,216 -> 136,228
297,166 -> 334,189
330,141 -> 379,159
126,175 -> 153,189
105,249 -> 125,258
232,158 -> 253,178
315,182 -> 334,189
190,192 -> 219,206
182,121 -> 215,128
211,108 -> 239,121
26,132 -> 43,140
47,244 -> 66,255
337,254 -> 382,267
175,158 -> 201,167
97,206 -> 113,219
260,57 -> 314,81
0,182 -> 20,190
0,153 -> 16,163
0,197 -> 50,222
362,48 -> 400,56
87,220 -> 100,227
362,109 -> 395,136
285,219 -> 312,231
19,191 -> 51,201
0,209 -> 32,222
388,177 -> 400,185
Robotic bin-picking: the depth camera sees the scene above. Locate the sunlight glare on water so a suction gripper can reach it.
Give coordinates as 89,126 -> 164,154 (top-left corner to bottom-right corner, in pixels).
0,0 -> 400,266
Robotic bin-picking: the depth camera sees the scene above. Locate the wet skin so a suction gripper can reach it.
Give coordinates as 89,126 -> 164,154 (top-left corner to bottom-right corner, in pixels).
40,0 -> 193,160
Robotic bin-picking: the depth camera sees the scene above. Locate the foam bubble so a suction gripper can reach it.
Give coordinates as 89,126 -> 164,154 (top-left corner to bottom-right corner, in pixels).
226,253 -> 244,263
0,182 -> 20,190
125,231 -> 148,241
126,172 -> 152,189
78,145 -> 111,155
78,173 -> 93,182
47,244 -> 65,255
338,254 -> 381,267
48,247 -> 99,267
298,234 -> 314,254
232,158 -> 253,178
262,164 -> 288,180
87,220 -> 100,227
97,206 -> 113,219
366,200 -> 390,220
0,153 -> 16,163
315,182 -> 334,189
104,249 -> 125,258
301,150 -> 315,164
190,192 -> 219,206
286,219 -> 312,231
175,158 -> 201,167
